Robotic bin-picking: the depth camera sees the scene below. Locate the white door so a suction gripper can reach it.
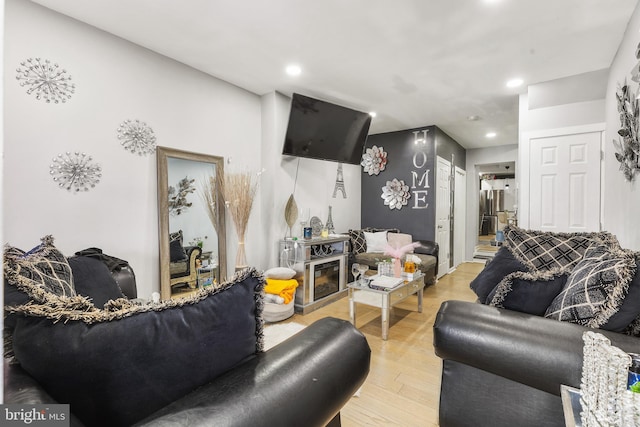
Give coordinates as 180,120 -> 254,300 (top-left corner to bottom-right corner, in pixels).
453,166 -> 466,267
529,130 -> 602,232
436,157 -> 451,277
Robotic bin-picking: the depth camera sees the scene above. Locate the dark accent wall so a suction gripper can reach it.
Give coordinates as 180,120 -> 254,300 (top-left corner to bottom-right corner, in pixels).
434,127 -> 466,171
361,125 -> 465,242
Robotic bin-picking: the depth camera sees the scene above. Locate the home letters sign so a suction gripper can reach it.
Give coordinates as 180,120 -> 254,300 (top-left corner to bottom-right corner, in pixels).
411,129 -> 430,209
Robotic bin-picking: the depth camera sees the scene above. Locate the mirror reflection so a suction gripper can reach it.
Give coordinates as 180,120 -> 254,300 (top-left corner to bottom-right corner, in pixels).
157,147 -> 227,300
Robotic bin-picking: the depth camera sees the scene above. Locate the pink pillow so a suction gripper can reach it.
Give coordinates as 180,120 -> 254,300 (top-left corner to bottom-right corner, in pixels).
387,233 -> 414,253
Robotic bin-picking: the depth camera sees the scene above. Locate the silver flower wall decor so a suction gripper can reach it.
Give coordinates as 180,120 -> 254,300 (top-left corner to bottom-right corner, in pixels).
612,41 -> 640,182
381,178 -> 411,210
50,152 -> 102,192
16,58 -> 75,103
361,145 -> 388,175
613,81 -> 640,181
117,119 -> 157,155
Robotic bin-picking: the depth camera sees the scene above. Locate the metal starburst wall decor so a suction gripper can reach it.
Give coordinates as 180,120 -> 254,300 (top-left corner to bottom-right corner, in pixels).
16,58 -> 75,103
381,178 -> 411,210
50,152 -> 102,193
117,119 -> 157,156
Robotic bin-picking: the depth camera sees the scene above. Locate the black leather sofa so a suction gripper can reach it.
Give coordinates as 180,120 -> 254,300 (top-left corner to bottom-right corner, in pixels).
4,246 -> 371,427
6,317 -> 370,427
345,229 -> 439,285
433,300 -> 640,427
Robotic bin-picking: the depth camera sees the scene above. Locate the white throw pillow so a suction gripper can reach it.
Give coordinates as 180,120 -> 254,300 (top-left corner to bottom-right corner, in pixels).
387,233 -> 414,253
364,231 -> 388,253
264,267 -> 296,280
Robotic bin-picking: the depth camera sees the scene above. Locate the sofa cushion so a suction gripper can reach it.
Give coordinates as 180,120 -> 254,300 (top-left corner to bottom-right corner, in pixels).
486,269 -> 569,316
606,258 -> 640,332
364,231 -> 388,253
4,235 -> 76,301
470,246 -> 528,304
349,229 -> 368,255
545,245 -> 636,328
354,252 -> 387,269
169,230 -> 188,262
4,236 -> 77,336
67,256 -> 125,307
504,226 -> 617,272
354,252 -> 436,274
264,266 -> 296,280
7,268 -> 265,427
388,232 -> 414,253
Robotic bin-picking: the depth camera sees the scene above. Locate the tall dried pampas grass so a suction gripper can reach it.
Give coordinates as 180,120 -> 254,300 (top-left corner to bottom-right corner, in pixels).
199,168 -> 222,233
220,171 -> 259,269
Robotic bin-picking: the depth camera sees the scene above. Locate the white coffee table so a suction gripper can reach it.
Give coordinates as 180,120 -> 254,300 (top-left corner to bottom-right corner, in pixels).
348,273 -> 425,340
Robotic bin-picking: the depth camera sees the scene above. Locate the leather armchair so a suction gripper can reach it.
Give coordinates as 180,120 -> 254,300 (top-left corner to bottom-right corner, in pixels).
5,317 -> 370,427
433,300 -> 640,427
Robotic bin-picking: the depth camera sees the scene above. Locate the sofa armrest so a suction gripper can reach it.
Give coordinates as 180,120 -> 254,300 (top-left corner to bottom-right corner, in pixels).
433,300 -> 640,396
414,240 -> 438,276
137,317 -> 371,427
414,240 -> 438,258
4,361 -> 87,427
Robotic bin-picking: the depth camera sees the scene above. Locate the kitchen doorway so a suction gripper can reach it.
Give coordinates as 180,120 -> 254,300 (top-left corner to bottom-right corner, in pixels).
474,162 -> 516,260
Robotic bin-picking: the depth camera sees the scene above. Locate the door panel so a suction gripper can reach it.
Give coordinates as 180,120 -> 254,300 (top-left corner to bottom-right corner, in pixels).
529,131 -> 601,232
453,167 -> 466,267
436,157 -> 451,277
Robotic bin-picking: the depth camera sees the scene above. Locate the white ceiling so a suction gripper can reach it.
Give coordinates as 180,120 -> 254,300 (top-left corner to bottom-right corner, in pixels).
30,0 -> 638,149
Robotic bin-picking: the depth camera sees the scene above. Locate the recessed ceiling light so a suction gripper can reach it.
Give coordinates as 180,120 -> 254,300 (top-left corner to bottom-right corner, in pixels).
369,111 -> 377,118
506,78 -> 523,88
285,64 -> 301,76
486,132 -> 497,138
467,115 -> 481,121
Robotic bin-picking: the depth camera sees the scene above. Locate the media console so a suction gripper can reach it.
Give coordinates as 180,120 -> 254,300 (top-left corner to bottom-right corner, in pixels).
278,235 -> 349,314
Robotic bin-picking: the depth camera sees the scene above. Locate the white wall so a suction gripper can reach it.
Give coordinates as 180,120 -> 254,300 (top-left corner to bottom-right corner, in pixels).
259,92 -> 362,268
3,0 -> 362,299
3,0 -> 262,299
604,1 -> 640,250
518,87 -> 606,230
464,144 -> 518,260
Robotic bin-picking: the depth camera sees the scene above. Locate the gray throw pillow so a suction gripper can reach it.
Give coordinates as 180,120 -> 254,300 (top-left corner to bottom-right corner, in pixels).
545,244 -> 636,328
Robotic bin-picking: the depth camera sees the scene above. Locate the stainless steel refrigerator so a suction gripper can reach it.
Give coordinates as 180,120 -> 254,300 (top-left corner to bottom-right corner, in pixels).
479,190 -> 504,235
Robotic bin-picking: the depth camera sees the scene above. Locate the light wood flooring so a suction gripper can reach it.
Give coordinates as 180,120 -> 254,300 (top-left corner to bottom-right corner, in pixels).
283,262 -> 484,427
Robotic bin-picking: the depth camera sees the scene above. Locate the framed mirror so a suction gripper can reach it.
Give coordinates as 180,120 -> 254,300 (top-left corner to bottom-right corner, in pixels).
157,146 -> 227,300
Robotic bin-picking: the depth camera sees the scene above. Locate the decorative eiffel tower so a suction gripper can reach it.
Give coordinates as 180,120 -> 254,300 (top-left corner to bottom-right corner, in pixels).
332,163 -> 347,198
326,206 -> 335,234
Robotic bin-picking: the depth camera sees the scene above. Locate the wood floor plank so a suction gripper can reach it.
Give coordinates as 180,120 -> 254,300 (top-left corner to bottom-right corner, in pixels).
281,262 -> 483,427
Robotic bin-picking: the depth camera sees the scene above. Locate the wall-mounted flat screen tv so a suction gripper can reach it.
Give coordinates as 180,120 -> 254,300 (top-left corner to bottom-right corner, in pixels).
282,93 -> 372,164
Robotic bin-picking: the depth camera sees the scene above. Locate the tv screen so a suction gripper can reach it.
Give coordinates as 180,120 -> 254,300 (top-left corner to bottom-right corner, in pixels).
282,93 -> 372,164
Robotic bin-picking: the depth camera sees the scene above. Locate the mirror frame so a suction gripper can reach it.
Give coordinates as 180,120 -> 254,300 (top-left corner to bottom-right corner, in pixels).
157,146 -> 227,300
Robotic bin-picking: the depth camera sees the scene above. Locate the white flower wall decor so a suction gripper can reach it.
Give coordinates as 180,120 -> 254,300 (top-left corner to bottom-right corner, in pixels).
50,152 -> 102,192
16,58 -> 75,103
381,178 -> 410,210
361,145 -> 388,175
117,119 -> 157,156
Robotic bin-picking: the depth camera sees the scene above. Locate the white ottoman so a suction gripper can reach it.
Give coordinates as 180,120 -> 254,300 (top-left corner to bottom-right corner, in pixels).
263,300 -> 295,323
